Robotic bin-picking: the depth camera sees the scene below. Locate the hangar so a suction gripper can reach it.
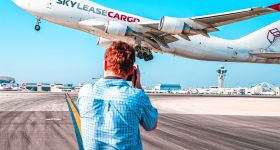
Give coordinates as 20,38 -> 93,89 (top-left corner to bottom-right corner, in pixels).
0,77 -> 15,84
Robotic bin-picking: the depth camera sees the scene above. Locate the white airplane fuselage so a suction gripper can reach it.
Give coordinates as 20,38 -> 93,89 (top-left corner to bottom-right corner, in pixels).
13,0 -> 280,64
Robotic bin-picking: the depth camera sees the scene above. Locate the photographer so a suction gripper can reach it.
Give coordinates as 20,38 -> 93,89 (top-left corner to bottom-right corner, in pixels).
78,41 -> 158,150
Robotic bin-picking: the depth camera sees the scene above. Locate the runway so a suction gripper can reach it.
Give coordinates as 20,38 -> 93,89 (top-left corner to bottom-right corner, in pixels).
0,92 -> 279,150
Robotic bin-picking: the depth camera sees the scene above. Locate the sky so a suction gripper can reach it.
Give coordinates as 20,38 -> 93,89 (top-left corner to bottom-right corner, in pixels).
0,0 -> 279,88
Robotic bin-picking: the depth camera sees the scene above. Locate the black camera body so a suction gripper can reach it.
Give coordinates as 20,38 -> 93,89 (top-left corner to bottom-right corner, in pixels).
126,68 -> 137,82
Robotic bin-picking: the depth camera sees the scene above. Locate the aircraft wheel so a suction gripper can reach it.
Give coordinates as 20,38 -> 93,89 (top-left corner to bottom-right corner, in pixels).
144,57 -> 149,61
137,52 -> 144,59
143,53 -> 149,61
148,55 -> 153,60
35,25 -> 40,31
135,45 -> 141,52
143,52 -> 148,57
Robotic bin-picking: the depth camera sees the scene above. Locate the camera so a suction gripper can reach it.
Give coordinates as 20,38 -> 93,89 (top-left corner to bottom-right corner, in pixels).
126,68 -> 137,81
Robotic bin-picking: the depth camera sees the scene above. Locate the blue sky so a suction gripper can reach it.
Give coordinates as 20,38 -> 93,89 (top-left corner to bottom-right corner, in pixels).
0,0 -> 279,88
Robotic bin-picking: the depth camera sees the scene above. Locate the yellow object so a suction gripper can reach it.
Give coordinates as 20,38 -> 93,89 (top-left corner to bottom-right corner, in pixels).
66,93 -> 82,138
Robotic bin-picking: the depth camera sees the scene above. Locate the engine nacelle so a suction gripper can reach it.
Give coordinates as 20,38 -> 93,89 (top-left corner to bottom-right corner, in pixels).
158,16 -> 197,35
97,37 -> 115,48
105,21 -> 138,37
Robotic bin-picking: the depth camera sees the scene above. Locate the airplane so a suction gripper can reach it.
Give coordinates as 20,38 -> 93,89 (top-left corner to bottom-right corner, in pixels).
188,88 -> 200,94
25,87 -> 34,92
5,81 -> 14,90
188,88 -> 193,94
5,82 -> 26,91
0,85 -> 4,91
19,83 -> 26,90
21,87 -> 34,92
173,87 -> 190,94
144,88 -> 156,93
12,0 -> 280,64
173,88 -> 186,94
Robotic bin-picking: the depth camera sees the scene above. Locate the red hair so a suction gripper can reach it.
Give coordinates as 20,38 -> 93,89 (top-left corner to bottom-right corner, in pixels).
105,41 -> 135,75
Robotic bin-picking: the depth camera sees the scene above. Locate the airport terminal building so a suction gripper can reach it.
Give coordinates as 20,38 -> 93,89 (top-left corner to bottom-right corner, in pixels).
0,76 -> 15,85
155,84 -> 181,92
195,83 -> 280,95
25,83 -> 84,92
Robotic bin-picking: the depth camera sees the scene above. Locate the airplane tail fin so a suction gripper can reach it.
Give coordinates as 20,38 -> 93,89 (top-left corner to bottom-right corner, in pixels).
9,81 -> 14,87
237,20 -> 280,49
20,83 -> 26,89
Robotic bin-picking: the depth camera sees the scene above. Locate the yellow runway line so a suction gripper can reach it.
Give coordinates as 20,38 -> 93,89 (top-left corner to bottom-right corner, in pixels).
66,93 -> 82,138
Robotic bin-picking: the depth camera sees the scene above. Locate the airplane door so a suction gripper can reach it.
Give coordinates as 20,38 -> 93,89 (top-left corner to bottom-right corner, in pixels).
46,0 -> 53,9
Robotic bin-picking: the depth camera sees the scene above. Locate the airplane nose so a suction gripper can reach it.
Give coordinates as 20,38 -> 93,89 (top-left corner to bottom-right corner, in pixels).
12,0 -> 29,10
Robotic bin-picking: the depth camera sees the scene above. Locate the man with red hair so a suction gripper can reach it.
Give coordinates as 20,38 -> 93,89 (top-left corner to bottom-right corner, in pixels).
78,41 -> 158,150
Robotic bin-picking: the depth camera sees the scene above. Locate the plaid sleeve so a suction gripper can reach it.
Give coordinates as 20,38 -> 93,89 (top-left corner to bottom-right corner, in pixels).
139,92 -> 158,131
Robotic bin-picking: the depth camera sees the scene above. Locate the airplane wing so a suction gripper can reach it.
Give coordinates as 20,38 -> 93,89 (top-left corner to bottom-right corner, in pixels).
139,4 -> 280,35
190,4 -> 280,28
80,4 -> 280,51
250,52 -> 280,58
79,19 -> 179,50
137,3 -> 280,49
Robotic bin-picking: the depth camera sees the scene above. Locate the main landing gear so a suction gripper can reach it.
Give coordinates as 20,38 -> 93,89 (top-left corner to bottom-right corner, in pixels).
135,45 -> 154,61
35,16 -> 41,31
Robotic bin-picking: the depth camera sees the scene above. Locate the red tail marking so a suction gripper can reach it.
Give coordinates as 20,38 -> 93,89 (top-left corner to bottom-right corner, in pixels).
268,3 -> 280,11
267,28 -> 280,43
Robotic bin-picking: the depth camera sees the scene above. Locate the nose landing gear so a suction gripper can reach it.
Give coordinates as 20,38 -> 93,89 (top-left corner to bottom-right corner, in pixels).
135,45 -> 154,61
35,16 -> 41,31
35,25 -> 40,31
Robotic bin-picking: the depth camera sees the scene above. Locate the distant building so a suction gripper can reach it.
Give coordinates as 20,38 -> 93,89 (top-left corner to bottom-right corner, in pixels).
195,82 -> 280,96
155,84 -> 181,92
0,76 -> 15,84
74,83 -> 84,93
25,82 -> 84,92
251,82 -> 280,95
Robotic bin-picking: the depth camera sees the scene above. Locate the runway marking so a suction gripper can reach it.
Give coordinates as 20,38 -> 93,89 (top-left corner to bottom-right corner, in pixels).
65,93 -> 84,150
45,118 -> 62,121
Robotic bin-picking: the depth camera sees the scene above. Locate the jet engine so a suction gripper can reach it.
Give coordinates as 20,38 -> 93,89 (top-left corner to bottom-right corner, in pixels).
105,21 -> 138,37
158,16 -> 197,35
97,37 -> 115,48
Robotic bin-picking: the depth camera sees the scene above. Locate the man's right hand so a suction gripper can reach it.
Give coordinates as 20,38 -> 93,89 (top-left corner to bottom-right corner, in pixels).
132,64 -> 142,89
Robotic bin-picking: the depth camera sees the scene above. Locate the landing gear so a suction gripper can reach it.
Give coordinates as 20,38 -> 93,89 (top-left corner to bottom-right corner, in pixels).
135,45 -> 144,59
35,16 -> 41,31
137,52 -> 144,59
135,45 -> 154,61
35,25 -> 40,31
143,53 -> 149,61
148,54 -> 154,60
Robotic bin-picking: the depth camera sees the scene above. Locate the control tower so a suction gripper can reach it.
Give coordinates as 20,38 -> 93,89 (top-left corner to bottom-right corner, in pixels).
217,66 -> 227,88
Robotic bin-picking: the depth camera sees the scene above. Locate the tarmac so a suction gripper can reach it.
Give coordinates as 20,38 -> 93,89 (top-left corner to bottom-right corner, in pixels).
0,92 -> 279,150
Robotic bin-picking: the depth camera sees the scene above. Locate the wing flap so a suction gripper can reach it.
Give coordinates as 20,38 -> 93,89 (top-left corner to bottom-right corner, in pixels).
251,52 -> 280,58
160,34 -> 179,43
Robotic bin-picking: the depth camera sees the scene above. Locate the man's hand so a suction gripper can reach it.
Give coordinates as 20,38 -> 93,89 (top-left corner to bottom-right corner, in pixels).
132,64 -> 142,89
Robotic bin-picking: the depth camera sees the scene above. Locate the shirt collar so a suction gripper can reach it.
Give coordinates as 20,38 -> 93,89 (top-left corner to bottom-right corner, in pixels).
105,76 -> 123,80
96,78 -> 130,87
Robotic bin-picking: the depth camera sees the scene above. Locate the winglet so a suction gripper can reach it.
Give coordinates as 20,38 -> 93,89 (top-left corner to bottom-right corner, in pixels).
268,3 -> 280,11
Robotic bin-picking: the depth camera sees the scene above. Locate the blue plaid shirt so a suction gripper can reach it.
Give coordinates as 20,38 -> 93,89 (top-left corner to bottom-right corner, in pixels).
77,78 -> 158,150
